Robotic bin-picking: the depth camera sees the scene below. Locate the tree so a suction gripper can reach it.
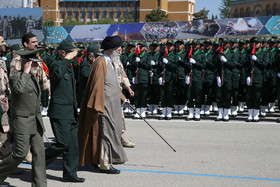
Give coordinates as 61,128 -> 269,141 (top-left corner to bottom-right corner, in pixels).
193,8 -> 209,20
145,9 -> 169,22
219,0 -> 231,19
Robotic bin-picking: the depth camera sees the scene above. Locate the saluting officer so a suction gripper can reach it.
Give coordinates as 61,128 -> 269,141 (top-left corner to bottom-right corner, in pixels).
185,39 -> 206,121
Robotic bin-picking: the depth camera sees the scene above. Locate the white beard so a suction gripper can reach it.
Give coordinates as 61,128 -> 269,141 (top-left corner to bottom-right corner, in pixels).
110,50 -> 120,65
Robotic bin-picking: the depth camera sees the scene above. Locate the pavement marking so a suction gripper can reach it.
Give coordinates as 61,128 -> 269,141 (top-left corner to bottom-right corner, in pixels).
20,163 -> 280,182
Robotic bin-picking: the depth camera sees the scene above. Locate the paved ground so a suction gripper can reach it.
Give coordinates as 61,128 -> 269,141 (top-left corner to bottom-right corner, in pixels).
3,112 -> 280,187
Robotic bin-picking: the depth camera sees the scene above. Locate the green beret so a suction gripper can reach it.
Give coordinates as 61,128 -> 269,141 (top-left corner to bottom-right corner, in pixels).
166,40 -> 175,45
213,41 -> 220,46
57,40 -> 79,52
87,44 -> 103,56
192,39 -> 200,45
239,39 -> 246,44
223,38 -> 230,43
204,39 -> 212,44
230,38 -> 238,43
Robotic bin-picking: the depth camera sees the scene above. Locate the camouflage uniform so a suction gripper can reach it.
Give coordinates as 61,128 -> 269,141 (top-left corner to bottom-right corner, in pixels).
113,60 -> 135,148
9,56 -> 50,90
0,57 -> 11,159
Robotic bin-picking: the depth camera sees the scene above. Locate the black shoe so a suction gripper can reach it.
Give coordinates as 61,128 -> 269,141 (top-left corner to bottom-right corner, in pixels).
252,119 -> 259,122
215,118 -> 222,121
223,118 -> 229,122
185,117 -> 193,121
165,117 -> 171,120
100,166 -> 120,174
158,116 -> 165,120
277,118 -> 280,123
63,177 -> 85,183
194,118 -> 200,121
246,119 -> 252,122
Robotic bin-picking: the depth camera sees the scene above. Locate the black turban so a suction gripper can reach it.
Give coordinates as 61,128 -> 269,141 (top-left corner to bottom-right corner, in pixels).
101,36 -> 123,50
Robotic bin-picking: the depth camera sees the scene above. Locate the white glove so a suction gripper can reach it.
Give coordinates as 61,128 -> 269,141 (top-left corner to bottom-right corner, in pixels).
151,60 -> 156,66
189,58 -> 196,64
217,76 -> 222,87
126,61 -> 130,66
163,58 -> 168,64
278,73 -> 280,78
178,57 -> 182,61
246,77 -> 251,86
158,77 -> 163,85
149,71 -> 153,77
220,56 -> 227,63
132,77 -> 136,84
251,55 -> 257,61
185,76 -> 190,85
2,57 -> 7,61
135,57 -> 140,63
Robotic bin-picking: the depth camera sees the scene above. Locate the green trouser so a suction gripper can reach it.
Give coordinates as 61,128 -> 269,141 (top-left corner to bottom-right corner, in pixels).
148,84 -> 160,105
175,79 -> 187,105
202,81 -> 214,105
41,89 -> 49,108
134,83 -> 149,108
232,73 -> 240,106
45,118 -> 78,179
216,82 -> 232,109
261,77 -> 276,106
0,130 -> 46,186
187,80 -> 202,108
161,81 -> 175,108
277,78 -> 280,109
246,83 -> 262,109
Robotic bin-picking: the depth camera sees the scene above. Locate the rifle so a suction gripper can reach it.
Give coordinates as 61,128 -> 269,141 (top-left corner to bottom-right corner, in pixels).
135,45 -> 141,84
188,46 -> 193,87
161,46 -> 168,86
250,43 -> 256,86
218,44 -> 224,86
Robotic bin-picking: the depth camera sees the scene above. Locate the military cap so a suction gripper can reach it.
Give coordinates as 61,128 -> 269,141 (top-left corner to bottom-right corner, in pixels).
269,38 -> 277,43
204,39 -> 212,44
192,39 -> 200,45
239,39 -> 246,44
87,44 -> 103,56
261,37 -> 268,43
126,41 -> 135,47
16,49 -> 42,62
251,37 -> 262,43
150,40 -> 160,46
57,40 -> 79,52
272,36 -> 278,39
230,38 -> 238,43
223,38 -> 230,43
78,43 -> 85,49
166,40 -> 175,45
213,41 -> 220,46
175,40 -> 184,45
138,41 -> 148,47
38,42 -> 46,48
10,44 -> 21,51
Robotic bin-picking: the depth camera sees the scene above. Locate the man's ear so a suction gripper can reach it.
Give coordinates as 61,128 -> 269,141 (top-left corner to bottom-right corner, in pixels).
23,42 -> 28,48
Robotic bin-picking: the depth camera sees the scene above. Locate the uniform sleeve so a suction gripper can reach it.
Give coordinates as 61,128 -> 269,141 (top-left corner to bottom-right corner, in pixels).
10,72 -> 31,94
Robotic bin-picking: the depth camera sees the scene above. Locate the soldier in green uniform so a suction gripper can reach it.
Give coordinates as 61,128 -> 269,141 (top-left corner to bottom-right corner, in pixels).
260,38 -> 277,117
121,42 -> 136,114
132,42 -> 151,119
230,38 -> 242,117
186,39 -> 206,121
238,39 -> 249,113
245,37 -> 269,122
159,40 -> 178,120
45,40 -> 85,183
215,38 -> 235,121
274,39 -> 280,123
174,40 -> 187,116
147,40 -> 161,115
201,39 -> 217,116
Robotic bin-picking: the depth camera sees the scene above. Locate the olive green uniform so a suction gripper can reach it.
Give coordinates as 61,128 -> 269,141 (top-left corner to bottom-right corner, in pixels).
148,51 -> 161,106
231,49 -> 242,107
175,49 -> 187,106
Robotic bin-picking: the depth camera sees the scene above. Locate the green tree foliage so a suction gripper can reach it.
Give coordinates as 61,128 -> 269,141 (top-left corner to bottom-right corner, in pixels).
193,8 -> 210,20
219,0 -> 231,19
145,9 -> 169,22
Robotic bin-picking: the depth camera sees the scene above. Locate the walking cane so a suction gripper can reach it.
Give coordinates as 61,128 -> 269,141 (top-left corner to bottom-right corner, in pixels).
128,103 -> 176,152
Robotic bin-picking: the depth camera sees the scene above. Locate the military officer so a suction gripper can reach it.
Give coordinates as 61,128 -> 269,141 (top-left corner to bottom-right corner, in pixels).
215,38 -> 235,121
245,37 -> 269,122
147,41 -> 162,115
159,40 -> 178,120
186,39 -> 206,121
0,49 -> 47,187
174,40 -> 187,116
201,39 -> 217,116
132,42 -> 151,119
45,40 -> 85,183
230,38 -> 242,117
